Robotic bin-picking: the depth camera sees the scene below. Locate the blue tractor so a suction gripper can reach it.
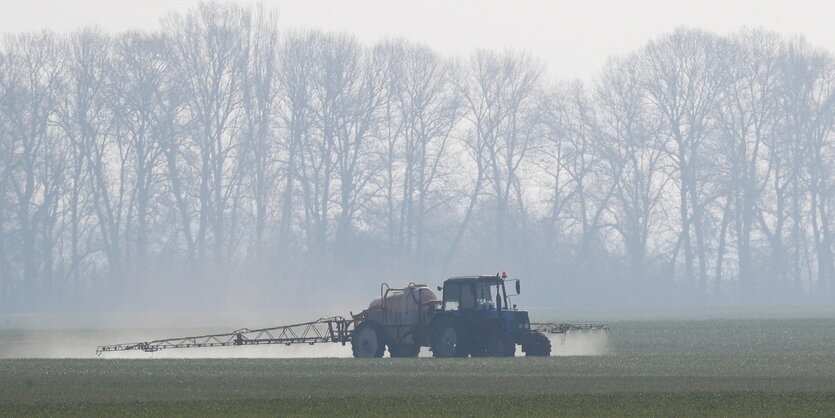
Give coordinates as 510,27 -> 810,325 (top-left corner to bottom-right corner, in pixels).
428,273 -> 551,357
350,272 -> 552,358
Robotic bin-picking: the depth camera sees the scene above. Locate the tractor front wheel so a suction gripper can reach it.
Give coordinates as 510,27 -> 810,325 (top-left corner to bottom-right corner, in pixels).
431,321 -> 469,358
352,321 -> 386,358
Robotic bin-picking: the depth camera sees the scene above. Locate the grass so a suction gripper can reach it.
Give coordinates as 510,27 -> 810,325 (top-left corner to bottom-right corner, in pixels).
1,315 -> 835,416
2,355 -> 835,402
4,393 -> 835,417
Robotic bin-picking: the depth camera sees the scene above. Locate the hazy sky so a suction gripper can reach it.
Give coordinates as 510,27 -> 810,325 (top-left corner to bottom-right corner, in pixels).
1,0 -> 832,81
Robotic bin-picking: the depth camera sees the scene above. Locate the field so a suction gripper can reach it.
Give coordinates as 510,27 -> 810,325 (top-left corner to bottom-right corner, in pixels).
2,307 -> 835,416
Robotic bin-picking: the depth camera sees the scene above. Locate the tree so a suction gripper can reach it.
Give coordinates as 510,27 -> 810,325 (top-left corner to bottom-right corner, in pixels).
107,32 -> 172,283
641,29 -> 728,295
238,8 -> 279,264
450,50 -> 543,266
777,38 -> 834,295
275,31 -> 318,259
595,55 -> 669,295
163,3 -> 252,269
710,31 -> 785,296
0,32 -> 65,308
374,40 -> 461,268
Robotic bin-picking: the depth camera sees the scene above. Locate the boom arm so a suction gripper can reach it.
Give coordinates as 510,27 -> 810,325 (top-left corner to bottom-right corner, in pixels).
96,316 -> 354,355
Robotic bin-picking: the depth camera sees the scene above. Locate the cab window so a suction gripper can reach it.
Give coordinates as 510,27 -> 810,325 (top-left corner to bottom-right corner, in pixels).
460,284 -> 475,310
443,282 -> 477,310
443,283 -> 460,310
475,282 -> 495,310
481,282 -> 505,310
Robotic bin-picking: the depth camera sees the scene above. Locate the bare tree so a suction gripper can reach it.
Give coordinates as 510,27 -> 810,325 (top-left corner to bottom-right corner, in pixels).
594,55 -> 669,294
777,39 -> 834,294
275,32 -> 318,259
641,29 -> 728,294
0,44 -> 10,303
0,33 -> 65,308
290,32 -> 385,259
374,40 -> 461,267
713,31 -> 784,295
331,38 -> 387,257
238,8 -> 279,264
449,50 -> 543,265
163,3 -> 251,269
106,32 -> 173,283
290,32 -> 348,257
54,29 -> 125,291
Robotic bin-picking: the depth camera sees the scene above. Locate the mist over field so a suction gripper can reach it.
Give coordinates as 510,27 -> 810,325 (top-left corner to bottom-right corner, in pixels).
0,1 -> 832,321
4,5 -> 835,418
0,328 -> 611,358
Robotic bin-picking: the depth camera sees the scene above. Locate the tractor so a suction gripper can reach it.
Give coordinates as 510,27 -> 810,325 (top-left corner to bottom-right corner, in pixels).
351,272 -> 552,358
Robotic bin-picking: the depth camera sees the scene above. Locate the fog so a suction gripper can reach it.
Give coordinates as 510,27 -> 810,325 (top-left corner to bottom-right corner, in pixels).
547,332 -> 611,357
0,327 -> 610,358
0,1 -> 832,332
0,328 -> 355,359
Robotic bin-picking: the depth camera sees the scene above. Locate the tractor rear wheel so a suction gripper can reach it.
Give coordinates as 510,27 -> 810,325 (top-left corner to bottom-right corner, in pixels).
469,339 -> 488,357
352,321 -> 386,358
430,321 -> 469,358
522,332 -> 551,356
388,343 -> 420,358
485,332 -> 516,357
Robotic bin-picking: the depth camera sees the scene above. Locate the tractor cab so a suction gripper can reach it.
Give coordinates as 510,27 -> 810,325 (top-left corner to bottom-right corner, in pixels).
436,273 -> 531,336
440,275 -> 516,312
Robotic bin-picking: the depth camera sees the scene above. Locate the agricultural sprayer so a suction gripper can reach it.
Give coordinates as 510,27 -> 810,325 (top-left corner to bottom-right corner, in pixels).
97,272 -> 608,357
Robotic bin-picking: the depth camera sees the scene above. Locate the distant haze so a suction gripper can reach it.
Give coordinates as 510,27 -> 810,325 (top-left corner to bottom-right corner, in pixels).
1,0 -> 833,80
0,1 -> 832,314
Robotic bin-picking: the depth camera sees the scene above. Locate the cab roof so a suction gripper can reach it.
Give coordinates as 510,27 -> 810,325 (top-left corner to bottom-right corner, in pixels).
444,275 -> 503,285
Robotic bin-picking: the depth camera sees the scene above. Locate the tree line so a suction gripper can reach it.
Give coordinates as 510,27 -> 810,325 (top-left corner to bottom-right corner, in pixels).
1,3 -> 832,312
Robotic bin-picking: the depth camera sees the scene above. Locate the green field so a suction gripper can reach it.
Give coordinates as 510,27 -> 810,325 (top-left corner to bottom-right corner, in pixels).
2,312 -> 835,416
